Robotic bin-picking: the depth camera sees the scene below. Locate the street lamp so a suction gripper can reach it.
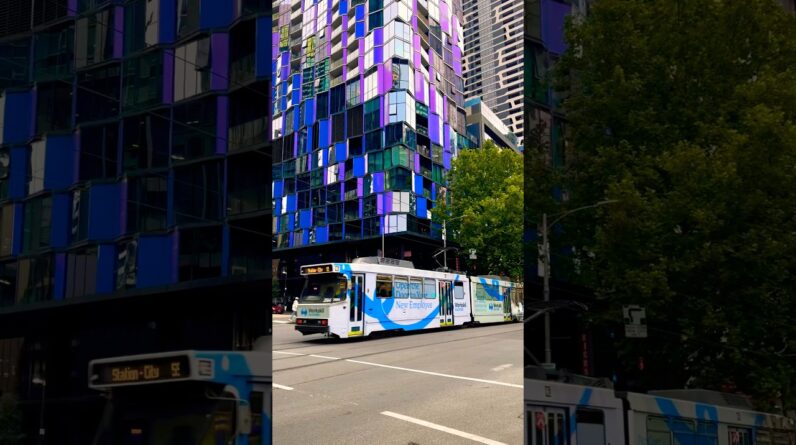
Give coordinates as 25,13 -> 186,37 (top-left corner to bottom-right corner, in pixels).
540,199 -> 618,369
442,214 -> 467,271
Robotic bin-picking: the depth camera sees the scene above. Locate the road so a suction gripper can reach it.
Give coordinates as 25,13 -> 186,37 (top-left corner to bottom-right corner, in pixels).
272,314 -> 524,444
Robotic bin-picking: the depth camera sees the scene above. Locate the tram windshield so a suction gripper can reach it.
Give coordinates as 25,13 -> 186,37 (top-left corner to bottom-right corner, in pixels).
300,273 -> 348,303
92,382 -> 237,445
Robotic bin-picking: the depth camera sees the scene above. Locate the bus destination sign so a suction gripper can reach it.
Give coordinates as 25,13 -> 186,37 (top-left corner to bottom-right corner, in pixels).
301,264 -> 334,274
92,355 -> 191,386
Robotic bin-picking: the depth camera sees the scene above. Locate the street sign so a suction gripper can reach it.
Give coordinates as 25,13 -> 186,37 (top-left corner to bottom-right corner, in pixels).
623,305 -> 648,338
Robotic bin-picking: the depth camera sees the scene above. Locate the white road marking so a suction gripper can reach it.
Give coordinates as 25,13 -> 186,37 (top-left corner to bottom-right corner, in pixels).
274,351 -> 305,356
381,411 -> 508,445
346,359 -> 522,389
274,383 -> 294,391
491,363 -> 513,372
309,354 -> 341,360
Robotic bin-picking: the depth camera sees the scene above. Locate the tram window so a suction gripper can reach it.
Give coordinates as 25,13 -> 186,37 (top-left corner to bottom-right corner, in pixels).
376,275 -> 393,298
454,282 -> 464,299
647,416 -> 672,445
249,391 -> 264,445
410,278 -> 422,298
697,421 -> 717,445
423,279 -> 435,299
393,276 -> 408,298
673,419 -> 695,444
576,409 -> 606,445
728,427 -> 752,445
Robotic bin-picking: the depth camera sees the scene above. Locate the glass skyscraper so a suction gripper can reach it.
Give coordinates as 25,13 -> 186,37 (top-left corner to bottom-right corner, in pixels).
271,0 -> 468,265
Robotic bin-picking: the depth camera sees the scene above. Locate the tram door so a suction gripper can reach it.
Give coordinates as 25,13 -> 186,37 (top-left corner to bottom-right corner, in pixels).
349,274 -> 365,336
439,281 -> 453,326
526,406 -> 569,445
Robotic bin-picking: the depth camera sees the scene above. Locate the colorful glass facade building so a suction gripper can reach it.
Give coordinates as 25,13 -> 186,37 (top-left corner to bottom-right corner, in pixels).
0,0 -> 269,441
271,0 -> 468,256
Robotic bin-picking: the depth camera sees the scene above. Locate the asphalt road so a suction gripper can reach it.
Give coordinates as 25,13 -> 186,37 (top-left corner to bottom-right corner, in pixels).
272,314 -> 524,444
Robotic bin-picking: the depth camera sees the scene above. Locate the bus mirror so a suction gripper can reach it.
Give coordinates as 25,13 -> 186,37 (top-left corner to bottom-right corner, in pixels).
237,404 -> 252,435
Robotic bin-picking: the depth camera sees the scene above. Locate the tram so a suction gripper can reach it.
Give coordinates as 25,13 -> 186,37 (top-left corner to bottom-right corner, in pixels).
89,349 -> 271,444
294,256 -> 523,337
525,377 -> 795,445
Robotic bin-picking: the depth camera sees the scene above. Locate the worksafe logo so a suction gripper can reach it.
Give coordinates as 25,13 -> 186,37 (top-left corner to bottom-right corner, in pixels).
300,308 -> 308,316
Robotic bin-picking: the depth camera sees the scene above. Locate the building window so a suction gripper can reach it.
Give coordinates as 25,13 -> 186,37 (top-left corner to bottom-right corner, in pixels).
228,151 -> 268,215
36,81 -> 73,134
0,38 -> 30,90
173,37 -> 211,102
123,113 -> 170,171
346,79 -> 360,108
116,239 -> 137,290
176,0 -> 200,38
174,161 -> 223,224
33,23 -> 74,81
65,247 -> 98,299
122,50 -> 163,111
229,82 -> 268,151
330,85 -> 345,115
0,205 -> 14,257
75,8 -> 115,68
124,0 -> 160,54
172,96 -> 217,161
364,98 -> 380,132
22,196 -> 52,253
229,216 -> 267,277
127,175 -> 168,232
16,255 -> 53,304
80,123 -> 120,181
71,188 -> 90,243
0,262 -> 17,307
76,64 -> 122,123
179,225 -> 222,281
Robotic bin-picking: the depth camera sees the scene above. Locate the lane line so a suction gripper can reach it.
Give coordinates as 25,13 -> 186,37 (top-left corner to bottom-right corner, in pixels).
491,364 -> 513,372
274,351 -> 306,356
309,354 -> 341,360
346,359 -> 522,389
274,383 -> 294,391
381,411 -> 507,445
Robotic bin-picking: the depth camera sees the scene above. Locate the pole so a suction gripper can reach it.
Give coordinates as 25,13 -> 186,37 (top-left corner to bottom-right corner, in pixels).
443,220 -> 447,271
382,215 -> 385,258
543,212 -> 552,367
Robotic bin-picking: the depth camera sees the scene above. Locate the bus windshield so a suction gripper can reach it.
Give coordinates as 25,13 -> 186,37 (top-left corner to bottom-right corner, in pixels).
92,382 -> 237,445
300,273 -> 347,303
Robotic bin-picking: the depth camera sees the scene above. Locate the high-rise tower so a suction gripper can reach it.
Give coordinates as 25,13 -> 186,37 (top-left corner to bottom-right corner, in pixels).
272,0 -> 468,273
462,0 -> 524,146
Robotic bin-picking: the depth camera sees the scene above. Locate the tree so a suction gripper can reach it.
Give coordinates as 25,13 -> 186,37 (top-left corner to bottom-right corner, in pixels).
434,140 -> 524,280
0,394 -> 24,445
556,0 -> 796,408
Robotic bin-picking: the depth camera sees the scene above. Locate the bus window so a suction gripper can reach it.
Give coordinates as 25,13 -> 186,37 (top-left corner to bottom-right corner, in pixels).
393,276 -> 408,298
647,416 -> 672,445
410,278 -> 422,299
576,409 -> 605,445
423,279 -> 435,299
376,275 -> 393,298
454,282 -> 464,299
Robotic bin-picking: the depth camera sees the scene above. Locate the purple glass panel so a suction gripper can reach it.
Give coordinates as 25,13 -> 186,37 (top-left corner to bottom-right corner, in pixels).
451,15 -> 458,45
440,1 -> 449,34
68,0 -> 77,15
377,193 -> 384,215
431,183 -> 436,201
272,34 -> 279,58
379,96 -> 385,127
293,133 -> 299,158
338,163 -> 345,182
385,192 -> 393,213
357,178 -> 363,197
453,46 -> 462,75
542,0 -> 570,55
163,49 -> 175,104
374,28 -> 383,45
414,153 -> 420,173
114,6 -> 124,58
443,124 -> 450,152
443,151 -> 452,169
429,113 -> 440,144
211,33 -> 230,90
429,85 -> 436,114
413,35 -> 422,65
414,71 -> 424,103
374,46 -> 383,64
374,172 -> 384,193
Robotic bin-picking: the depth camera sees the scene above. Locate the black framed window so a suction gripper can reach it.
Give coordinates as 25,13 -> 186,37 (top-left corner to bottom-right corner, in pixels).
16,255 -> 53,304
174,161 -> 223,224
36,81 -> 73,134
80,123 -> 120,181
123,113 -> 170,171
172,96 -> 217,161
77,64 -> 122,123
33,23 -> 74,81
122,50 -> 163,111
127,175 -> 168,232
22,196 -> 52,253
75,8 -> 116,68
179,225 -> 222,281
65,247 -> 98,299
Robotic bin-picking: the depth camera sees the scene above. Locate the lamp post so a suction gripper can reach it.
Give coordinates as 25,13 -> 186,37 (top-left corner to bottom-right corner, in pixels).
442,214 -> 467,271
281,267 -> 287,305
540,200 -> 618,369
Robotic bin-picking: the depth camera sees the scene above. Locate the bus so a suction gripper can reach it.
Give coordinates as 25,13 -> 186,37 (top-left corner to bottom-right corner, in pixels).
525,377 -> 796,445
294,256 -> 522,338
89,350 -> 271,445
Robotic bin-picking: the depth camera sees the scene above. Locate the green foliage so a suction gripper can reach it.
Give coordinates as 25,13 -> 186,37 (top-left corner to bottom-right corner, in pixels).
0,394 -> 24,445
434,140 -> 524,280
556,0 -> 796,408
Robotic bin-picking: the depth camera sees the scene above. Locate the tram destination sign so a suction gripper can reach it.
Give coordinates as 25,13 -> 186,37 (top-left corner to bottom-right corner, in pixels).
301,264 -> 334,274
91,355 -> 191,387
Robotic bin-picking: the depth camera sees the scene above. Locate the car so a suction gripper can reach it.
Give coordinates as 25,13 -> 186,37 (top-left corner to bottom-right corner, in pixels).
272,303 -> 285,314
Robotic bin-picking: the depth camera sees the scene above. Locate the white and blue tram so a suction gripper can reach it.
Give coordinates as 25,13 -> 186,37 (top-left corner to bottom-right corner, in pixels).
89,349 -> 271,444
294,257 -> 523,337
525,378 -> 795,445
